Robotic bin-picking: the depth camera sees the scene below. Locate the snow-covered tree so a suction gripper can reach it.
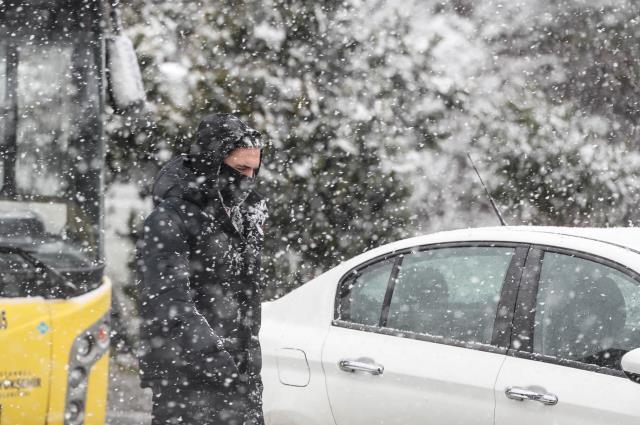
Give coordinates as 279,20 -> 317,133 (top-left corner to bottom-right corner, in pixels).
469,0 -> 640,226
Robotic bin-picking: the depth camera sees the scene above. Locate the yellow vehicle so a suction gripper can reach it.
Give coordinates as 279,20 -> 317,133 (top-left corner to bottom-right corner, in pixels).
0,1 -> 144,424
0,258 -> 111,425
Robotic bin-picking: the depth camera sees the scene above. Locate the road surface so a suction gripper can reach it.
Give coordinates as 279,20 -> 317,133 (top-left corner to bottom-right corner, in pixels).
106,354 -> 152,425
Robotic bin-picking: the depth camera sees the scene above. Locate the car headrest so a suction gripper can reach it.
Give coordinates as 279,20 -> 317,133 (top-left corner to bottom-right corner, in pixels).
400,266 -> 448,304
572,276 -> 627,335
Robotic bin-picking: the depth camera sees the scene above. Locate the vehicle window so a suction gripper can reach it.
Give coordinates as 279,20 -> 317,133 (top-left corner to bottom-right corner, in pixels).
0,253 -> 44,298
386,247 -> 515,345
533,252 -> 640,370
15,42 -> 74,196
338,259 -> 394,326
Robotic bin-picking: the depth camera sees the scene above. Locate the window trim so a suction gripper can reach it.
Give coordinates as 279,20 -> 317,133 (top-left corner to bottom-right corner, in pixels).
380,255 -> 403,327
510,247 -> 543,353
332,318 -> 509,355
333,241 -> 529,354
510,243 -> 640,379
507,350 -> 627,379
492,245 -> 530,347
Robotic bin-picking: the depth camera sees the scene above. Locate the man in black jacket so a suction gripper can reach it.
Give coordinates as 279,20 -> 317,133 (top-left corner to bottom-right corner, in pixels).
136,114 -> 268,425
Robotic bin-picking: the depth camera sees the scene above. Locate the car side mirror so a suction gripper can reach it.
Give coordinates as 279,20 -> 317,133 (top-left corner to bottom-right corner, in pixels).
621,348 -> 640,383
106,34 -> 146,111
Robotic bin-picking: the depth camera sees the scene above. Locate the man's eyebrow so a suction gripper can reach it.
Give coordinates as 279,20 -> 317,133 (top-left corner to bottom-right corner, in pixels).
235,163 -> 260,170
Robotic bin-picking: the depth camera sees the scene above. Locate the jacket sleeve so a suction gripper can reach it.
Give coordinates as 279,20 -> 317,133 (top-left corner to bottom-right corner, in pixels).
136,206 -> 224,356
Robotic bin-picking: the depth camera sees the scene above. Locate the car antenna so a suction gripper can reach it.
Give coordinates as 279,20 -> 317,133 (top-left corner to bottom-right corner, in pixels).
466,152 -> 507,226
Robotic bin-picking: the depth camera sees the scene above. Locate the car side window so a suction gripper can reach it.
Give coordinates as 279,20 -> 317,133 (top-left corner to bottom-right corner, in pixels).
533,252 -> 640,370
337,259 -> 394,327
386,247 -> 515,345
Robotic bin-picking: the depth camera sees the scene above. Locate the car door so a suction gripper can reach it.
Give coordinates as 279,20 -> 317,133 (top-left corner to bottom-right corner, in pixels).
495,247 -> 640,424
322,244 -> 528,425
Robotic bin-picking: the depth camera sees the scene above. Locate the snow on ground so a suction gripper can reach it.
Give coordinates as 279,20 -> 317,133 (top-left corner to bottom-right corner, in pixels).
107,355 -> 152,425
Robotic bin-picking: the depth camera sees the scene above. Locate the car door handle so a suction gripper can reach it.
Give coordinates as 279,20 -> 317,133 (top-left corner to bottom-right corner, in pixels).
505,387 -> 558,406
338,359 -> 384,375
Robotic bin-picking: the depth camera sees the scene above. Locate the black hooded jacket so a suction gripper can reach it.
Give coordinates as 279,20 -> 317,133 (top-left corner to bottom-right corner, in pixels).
136,115 -> 267,387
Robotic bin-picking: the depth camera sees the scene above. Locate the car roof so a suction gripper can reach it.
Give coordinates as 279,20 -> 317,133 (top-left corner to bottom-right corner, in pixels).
349,225 -> 640,266
333,225 -> 640,278
485,226 -> 640,254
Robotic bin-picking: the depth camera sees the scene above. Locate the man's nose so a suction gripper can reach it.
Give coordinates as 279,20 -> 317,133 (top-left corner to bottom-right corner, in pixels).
242,169 -> 254,178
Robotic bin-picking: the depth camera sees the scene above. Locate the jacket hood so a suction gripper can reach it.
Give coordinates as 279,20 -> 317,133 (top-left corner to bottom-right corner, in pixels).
151,156 -> 205,207
152,114 -> 264,207
189,113 -> 264,179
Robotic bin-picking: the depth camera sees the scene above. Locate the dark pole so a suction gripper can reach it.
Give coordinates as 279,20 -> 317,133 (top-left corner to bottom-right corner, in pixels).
2,44 -> 18,197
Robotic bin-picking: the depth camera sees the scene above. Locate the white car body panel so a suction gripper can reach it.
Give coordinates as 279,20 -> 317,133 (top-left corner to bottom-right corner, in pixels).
260,267 -> 339,425
495,355 -> 640,425
260,227 -> 640,425
322,326 -> 504,425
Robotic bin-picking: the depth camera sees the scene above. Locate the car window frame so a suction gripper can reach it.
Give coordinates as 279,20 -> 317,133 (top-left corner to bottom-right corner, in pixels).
335,255 -> 399,327
333,242 -> 530,355
509,244 -> 640,379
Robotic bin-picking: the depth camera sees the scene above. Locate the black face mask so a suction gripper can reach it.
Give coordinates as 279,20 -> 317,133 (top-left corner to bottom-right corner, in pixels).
218,163 -> 255,207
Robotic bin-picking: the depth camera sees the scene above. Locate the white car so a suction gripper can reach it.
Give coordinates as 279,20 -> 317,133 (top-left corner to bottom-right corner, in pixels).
260,226 -> 640,425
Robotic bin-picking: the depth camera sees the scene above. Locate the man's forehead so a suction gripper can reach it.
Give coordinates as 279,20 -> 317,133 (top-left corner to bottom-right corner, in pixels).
226,147 -> 261,163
